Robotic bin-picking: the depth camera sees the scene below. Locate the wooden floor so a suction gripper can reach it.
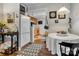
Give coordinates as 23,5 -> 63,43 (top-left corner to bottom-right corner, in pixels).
0,42 -> 53,56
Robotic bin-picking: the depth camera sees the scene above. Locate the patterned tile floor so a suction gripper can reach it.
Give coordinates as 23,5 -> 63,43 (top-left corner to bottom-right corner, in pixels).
17,44 -> 44,56
0,42 -> 53,56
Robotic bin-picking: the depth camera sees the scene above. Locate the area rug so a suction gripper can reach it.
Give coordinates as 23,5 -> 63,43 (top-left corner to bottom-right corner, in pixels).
17,44 -> 43,56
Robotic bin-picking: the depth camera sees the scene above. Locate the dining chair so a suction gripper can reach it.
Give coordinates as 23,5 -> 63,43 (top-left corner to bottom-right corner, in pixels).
59,42 -> 79,56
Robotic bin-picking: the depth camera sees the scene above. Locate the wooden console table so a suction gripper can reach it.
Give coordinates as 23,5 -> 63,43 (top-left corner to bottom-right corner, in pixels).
0,32 -> 19,54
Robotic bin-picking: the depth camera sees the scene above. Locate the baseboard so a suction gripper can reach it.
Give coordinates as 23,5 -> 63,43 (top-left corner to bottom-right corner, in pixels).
22,42 -> 31,47
20,42 -> 32,50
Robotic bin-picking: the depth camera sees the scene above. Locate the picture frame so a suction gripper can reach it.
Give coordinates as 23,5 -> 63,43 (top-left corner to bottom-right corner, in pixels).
38,21 -> 42,24
20,4 -> 25,15
55,20 -> 59,23
7,12 -> 15,23
49,11 -> 57,19
58,14 -> 66,19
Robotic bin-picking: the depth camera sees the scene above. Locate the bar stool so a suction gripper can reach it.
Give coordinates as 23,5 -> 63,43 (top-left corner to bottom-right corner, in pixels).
59,42 -> 79,56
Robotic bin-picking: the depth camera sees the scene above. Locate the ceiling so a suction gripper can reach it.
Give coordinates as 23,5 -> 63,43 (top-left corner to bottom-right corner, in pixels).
25,3 -> 69,11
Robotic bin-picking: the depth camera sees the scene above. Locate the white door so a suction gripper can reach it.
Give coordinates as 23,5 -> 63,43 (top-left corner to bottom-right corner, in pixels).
21,33 -> 30,47
21,15 -> 30,48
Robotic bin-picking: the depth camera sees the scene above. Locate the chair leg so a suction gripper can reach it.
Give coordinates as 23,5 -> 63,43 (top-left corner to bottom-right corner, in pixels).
75,48 -> 79,56
60,45 -> 62,56
69,48 -> 74,56
65,47 -> 66,53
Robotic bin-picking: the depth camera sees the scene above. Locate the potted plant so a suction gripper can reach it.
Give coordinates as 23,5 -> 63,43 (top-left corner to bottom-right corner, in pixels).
0,22 -> 6,32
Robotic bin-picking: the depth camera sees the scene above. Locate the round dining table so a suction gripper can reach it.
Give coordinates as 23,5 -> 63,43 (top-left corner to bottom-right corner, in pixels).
46,33 -> 79,56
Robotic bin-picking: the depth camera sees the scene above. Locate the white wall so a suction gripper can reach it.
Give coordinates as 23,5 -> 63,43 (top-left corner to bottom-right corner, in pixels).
0,3 -> 20,32
0,4 -> 3,20
3,3 -> 20,29
70,3 -> 79,35
46,4 -> 70,33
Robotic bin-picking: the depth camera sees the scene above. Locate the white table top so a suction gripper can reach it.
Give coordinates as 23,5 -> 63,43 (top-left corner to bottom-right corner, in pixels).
48,33 -> 79,40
